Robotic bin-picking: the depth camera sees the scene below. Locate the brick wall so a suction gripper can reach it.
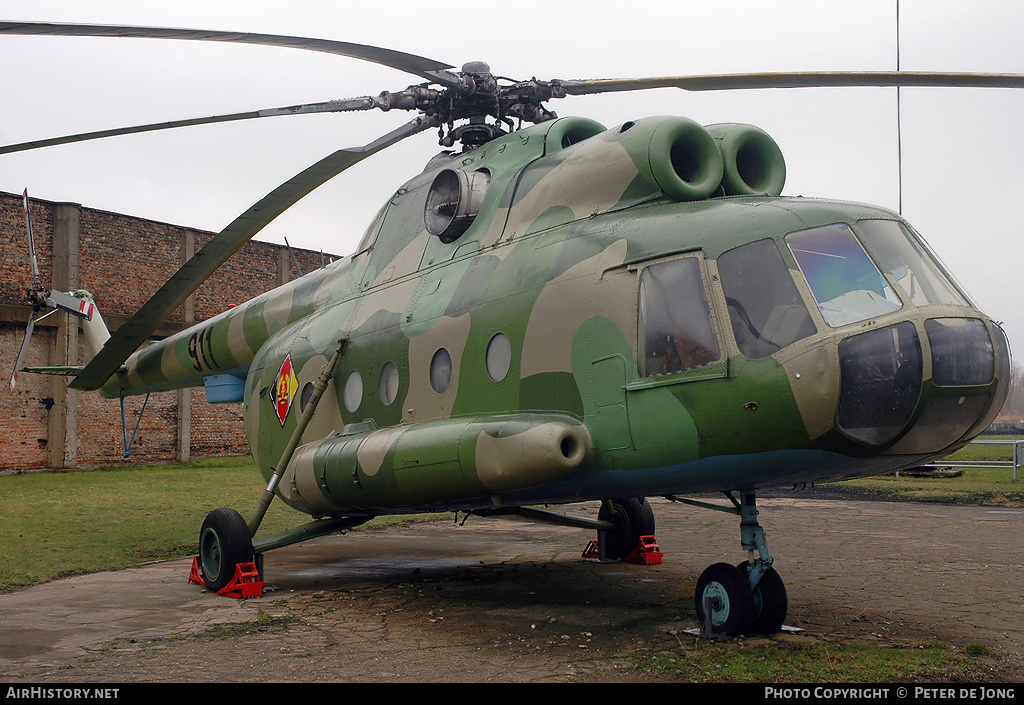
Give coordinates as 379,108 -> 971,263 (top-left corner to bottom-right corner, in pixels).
1,190 -> 334,472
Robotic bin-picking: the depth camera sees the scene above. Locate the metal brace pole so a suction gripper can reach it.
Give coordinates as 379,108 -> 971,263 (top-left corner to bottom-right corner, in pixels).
246,338 -> 348,537
597,499 -> 614,561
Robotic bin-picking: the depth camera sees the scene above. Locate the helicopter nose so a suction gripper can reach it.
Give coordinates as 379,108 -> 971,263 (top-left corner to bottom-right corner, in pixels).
832,317 -> 1010,454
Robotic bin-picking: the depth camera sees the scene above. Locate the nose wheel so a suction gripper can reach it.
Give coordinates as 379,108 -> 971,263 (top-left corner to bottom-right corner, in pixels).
742,561 -> 788,634
673,491 -> 788,636
695,562 -> 756,635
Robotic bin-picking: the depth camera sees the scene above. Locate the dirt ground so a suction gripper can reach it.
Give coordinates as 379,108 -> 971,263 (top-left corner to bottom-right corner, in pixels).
1,495 -> 1022,683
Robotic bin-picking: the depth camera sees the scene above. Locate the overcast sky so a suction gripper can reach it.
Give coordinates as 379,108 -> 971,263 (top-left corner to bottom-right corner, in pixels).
1,0 -> 1022,361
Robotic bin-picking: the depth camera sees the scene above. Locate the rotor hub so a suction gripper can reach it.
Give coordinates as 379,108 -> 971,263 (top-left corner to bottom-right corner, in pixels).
461,60 -> 491,75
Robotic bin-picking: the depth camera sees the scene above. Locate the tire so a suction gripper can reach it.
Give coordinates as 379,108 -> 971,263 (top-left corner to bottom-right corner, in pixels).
597,498 -> 656,560
738,562 -> 788,634
199,507 -> 253,592
695,562 -> 755,636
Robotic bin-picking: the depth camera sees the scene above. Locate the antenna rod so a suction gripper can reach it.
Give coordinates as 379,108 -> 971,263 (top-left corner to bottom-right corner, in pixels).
896,0 -> 903,215
284,237 -> 304,278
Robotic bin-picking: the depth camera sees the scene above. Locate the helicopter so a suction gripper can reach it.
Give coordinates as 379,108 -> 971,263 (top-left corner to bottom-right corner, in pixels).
2,21 -> 1019,637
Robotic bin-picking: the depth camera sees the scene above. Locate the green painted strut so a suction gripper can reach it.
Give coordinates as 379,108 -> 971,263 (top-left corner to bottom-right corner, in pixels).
246,337 -> 348,537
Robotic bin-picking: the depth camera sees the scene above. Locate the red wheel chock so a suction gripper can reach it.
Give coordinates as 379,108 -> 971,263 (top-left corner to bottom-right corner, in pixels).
625,535 -> 663,565
188,555 -> 265,599
582,535 -> 663,565
188,555 -> 205,586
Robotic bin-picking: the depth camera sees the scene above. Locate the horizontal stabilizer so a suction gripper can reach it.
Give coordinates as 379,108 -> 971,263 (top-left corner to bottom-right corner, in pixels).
23,365 -> 86,376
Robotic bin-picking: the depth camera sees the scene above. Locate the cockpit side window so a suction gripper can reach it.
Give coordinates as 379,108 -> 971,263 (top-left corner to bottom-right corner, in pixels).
718,239 -> 817,359
638,256 -> 722,377
856,219 -> 969,307
786,223 -> 902,327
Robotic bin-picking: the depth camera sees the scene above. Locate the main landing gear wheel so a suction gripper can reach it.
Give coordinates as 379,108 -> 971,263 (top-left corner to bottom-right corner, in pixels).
199,507 -> 253,592
680,491 -> 789,636
695,562 -> 756,636
597,497 -> 656,560
739,561 -> 788,634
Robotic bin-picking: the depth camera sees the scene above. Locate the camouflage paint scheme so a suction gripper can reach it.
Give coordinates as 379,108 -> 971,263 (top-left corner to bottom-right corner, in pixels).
103,115 -> 1010,520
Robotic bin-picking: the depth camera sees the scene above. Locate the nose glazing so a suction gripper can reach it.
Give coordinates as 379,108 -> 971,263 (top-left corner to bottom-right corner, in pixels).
835,317 -> 1009,454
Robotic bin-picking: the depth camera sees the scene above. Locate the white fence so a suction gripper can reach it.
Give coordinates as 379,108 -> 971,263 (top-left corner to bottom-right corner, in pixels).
924,439 -> 1023,481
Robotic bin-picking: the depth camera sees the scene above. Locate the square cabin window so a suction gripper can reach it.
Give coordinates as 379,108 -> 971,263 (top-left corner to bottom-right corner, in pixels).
638,256 -> 722,377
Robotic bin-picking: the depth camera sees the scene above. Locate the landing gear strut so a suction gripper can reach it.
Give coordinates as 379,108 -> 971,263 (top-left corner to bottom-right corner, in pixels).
675,491 -> 788,636
196,339 -> 348,595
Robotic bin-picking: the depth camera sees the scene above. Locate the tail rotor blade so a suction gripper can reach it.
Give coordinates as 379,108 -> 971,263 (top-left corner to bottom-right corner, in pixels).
22,189 -> 41,288
10,314 -> 36,392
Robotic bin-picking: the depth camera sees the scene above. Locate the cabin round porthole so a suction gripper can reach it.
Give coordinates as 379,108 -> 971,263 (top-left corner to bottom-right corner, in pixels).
343,371 -> 363,413
299,381 -> 315,412
379,361 -> 399,406
429,348 -> 453,394
486,332 -> 512,382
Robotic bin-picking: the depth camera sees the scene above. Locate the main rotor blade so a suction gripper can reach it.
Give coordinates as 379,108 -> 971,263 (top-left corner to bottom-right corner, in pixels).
0,21 -> 460,86
559,71 -> 1024,95
68,115 -> 435,392
0,97 -> 382,155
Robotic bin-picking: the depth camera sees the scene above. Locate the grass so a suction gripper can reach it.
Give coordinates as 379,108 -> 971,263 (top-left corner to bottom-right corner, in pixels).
822,436 -> 1024,505
634,639 -> 975,682
0,456 -> 433,591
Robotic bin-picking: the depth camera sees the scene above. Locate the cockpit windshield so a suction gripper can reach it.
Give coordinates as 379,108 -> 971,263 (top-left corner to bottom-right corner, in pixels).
786,223 -> 902,327
856,219 -> 969,307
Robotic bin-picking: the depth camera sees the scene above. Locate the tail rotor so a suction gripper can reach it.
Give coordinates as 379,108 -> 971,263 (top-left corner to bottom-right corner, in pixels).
9,190 -> 95,391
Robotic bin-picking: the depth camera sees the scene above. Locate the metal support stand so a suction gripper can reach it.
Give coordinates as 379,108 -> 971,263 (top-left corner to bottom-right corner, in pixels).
119,391 -> 150,458
596,499 -> 613,561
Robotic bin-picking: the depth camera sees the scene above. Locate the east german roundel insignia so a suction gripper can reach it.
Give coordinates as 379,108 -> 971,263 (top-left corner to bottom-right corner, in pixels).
274,355 -> 298,426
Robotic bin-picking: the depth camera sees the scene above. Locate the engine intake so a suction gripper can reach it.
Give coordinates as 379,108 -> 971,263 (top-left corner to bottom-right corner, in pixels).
642,117 -> 724,201
705,123 -> 787,196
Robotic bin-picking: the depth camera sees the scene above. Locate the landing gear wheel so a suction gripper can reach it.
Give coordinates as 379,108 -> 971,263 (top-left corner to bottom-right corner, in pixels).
597,497 -> 656,560
738,562 -> 788,634
199,507 -> 253,592
695,562 -> 755,636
